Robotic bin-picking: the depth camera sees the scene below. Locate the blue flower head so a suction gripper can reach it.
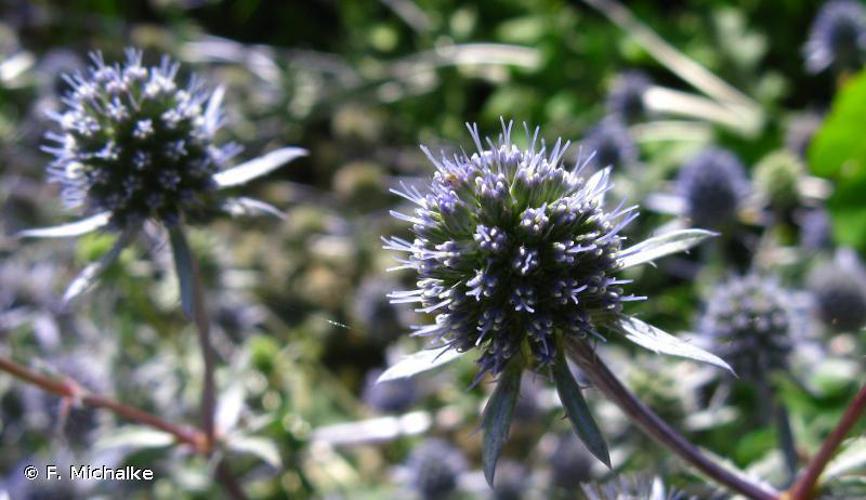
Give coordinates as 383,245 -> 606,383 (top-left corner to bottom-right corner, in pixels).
805,0 -> 866,73
407,439 -> 467,500
582,118 -> 638,171
606,71 -> 652,123
808,258 -> 866,333
44,49 -> 236,229
676,148 -> 749,229
387,122 -> 642,378
700,274 -> 794,377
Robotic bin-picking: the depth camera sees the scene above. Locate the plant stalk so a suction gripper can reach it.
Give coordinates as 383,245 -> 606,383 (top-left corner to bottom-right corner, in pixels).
787,382 -> 866,500
0,355 -> 207,452
566,339 -> 778,500
189,251 -> 217,452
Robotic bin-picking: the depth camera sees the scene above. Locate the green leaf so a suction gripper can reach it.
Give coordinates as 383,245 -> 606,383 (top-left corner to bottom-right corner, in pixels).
618,229 -> 717,269
481,361 -> 522,486
809,69 -> 866,251
617,317 -> 733,373
168,226 -> 195,319
377,347 -> 465,382
821,438 -> 866,485
553,354 -> 611,468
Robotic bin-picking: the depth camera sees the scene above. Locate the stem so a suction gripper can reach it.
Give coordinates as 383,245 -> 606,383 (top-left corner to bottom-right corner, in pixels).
788,383 -> 866,500
566,340 -> 777,500
0,355 -> 206,452
756,370 -> 798,485
190,252 -> 217,451
216,458 -> 249,500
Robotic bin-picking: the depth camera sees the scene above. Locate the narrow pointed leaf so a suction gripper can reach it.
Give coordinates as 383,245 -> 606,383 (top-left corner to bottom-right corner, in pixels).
226,434 -> 282,468
618,317 -> 733,373
553,355 -> 611,468
62,228 -> 134,307
168,227 -> 195,319
16,212 -> 111,239
214,147 -> 307,188
377,347 -> 465,383
223,197 -> 285,219
481,362 -> 522,486
618,229 -> 717,269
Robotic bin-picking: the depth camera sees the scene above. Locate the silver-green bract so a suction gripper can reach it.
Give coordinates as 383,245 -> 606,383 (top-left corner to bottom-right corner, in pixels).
380,121 -> 729,486
19,48 -> 306,306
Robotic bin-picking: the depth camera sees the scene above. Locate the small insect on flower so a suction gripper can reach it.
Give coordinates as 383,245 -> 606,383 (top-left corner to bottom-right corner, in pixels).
700,274 -> 796,378
805,0 -> 866,73
18,48 -> 306,306
381,120 -> 727,486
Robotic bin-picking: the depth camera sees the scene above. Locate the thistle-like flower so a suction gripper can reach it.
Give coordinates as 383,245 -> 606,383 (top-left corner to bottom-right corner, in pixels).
676,148 -> 749,229
406,439 -> 467,500
382,121 -> 727,485
18,49 -> 306,305
807,255 -> 866,333
362,368 -> 418,414
700,274 -> 795,377
582,118 -> 638,171
805,0 -> 866,73
606,71 -> 652,123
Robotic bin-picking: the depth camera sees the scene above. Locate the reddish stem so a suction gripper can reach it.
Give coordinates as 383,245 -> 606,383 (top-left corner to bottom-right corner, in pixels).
0,355 -> 207,453
788,383 -> 866,500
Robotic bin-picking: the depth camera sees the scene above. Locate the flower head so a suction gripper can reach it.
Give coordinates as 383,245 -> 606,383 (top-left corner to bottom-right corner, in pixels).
362,368 -> 418,414
582,119 -> 638,171
676,148 -> 749,229
606,71 -> 652,123
700,274 -> 795,377
406,438 -> 467,500
753,150 -> 804,212
805,0 -> 866,73
808,257 -> 866,332
44,49 -> 234,228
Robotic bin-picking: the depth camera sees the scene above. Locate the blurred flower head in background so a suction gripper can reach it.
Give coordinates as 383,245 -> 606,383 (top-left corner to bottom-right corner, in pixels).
606,71 -> 652,123
582,118 -> 638,171
676,148 -> 749,230
406,438 -> 467,500
805,0 -> 866,73
808,254 -> 866,333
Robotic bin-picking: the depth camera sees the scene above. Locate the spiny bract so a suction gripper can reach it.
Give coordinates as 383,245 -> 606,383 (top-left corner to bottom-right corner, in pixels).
385,122 -> 641,377
700,274 -> 794,377
43,49 -> 236,228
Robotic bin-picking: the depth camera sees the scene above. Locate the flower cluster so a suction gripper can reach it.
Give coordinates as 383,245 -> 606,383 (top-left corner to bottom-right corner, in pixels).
805,0 -> 866,73
43,49 -> 236,228
700,274 -> 794,377
386,123 -> 641,377
676,148 -> 749,229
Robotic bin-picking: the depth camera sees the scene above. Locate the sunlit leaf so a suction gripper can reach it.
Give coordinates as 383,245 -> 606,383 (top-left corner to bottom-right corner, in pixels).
214,147 -> 307,188
617,317 -> 733,373
618,229 -> 717,269
94,426 -> 176,451
16,212 -> 111,239
226,434 -> 282,468
377,347 -> 465,382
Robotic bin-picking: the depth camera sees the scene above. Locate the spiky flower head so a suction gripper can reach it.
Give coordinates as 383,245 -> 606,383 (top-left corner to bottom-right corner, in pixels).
362,368 -> 418,414
384,121 -> 724,486
676,148 -> 749,229
805,0 -> 866,73
407,438 -> 467,500
808,258 -> 866,332
387,122 -> 642,378
700,274 -> 795,377
582,118 -> 638,171
43,49 -> 235,229
606,71 -> 652,123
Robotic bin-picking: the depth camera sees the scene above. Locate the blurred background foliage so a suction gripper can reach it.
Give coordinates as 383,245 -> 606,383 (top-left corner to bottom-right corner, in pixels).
1,0 -> 865,498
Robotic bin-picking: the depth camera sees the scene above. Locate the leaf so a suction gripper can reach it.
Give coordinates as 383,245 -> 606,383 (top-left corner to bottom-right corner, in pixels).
168,227 -> 195,319
94,426 -> 176,451
16,212 -> 111,239
213,147 -> 307,188
553,354 -> 611,468
377,346 -> 465,382
821,438 -> 866,484
226,434 -> 282,468
618,229 -> 717,269
222,197 -> 285,219
62,228 -> 135,307
617,317 -> 733,373
481,361 -> 521,486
